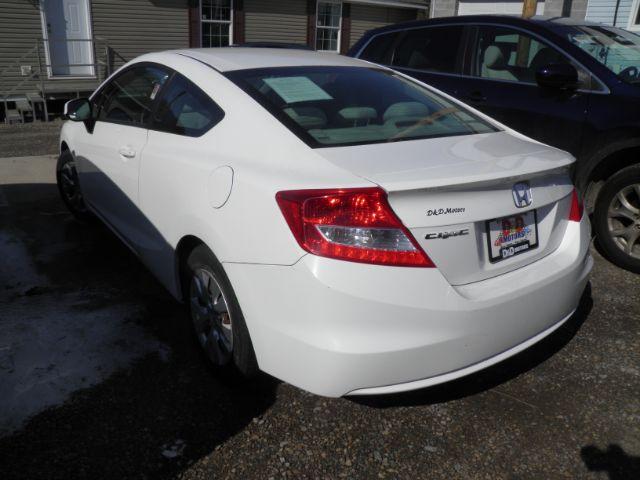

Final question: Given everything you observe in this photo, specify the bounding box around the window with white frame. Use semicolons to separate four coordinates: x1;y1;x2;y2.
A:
630;0;640;31
201;0;233;47
316;1;342;52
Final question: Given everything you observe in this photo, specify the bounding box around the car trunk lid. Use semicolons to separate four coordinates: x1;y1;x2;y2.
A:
317;132;575;285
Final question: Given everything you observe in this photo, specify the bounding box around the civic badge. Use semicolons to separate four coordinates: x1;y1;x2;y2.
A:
512;182;532;208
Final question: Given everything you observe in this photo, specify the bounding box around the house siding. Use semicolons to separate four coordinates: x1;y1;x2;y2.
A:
350;3;418;47
1;0;427;102
586;0;634;27
92;0;189;70
544;0;588;19
242;1;421;50
0;0;188;100
0;0;98;98
244;0;308;44
433;0;588;19
456;0;546;16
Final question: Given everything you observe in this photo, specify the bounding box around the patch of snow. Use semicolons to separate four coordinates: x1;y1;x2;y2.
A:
161;439;186;459
0;232;169;436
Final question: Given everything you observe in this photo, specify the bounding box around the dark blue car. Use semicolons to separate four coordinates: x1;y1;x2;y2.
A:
349;15;640;273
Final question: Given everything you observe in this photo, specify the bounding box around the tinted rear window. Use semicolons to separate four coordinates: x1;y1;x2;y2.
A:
392;26;464;74
225;66;497;148
152;73;224;137
358;31;401;64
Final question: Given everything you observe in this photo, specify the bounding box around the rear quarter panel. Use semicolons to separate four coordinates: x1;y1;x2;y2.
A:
136;54;371;297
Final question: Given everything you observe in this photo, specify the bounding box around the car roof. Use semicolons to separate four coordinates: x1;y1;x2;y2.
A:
358;14;607;37
169;47;372;72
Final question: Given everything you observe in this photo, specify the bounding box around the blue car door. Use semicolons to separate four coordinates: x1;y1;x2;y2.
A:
460;24;591;157
356;25;473;100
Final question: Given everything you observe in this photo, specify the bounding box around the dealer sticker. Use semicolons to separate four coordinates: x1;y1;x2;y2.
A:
486;210;538;263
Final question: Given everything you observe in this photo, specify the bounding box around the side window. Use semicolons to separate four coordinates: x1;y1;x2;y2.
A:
91;87;110;120
358;31;401;64
151;74;224;137
98;65;170;125
472;26;576;84
391;26;464;74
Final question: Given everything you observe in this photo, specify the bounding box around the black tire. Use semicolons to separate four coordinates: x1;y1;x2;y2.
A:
56;150;94;222
593;164;640;274
183;244;259;378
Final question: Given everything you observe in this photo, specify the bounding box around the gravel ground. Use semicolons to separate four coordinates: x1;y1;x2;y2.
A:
0;156;638;480
0;121;62;157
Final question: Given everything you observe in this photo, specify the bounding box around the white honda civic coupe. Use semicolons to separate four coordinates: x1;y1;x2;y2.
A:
58;48;592;397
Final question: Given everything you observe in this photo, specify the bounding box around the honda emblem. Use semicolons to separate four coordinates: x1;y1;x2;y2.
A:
512;182;532;208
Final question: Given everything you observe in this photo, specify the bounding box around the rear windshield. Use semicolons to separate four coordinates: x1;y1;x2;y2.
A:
225;66;497;148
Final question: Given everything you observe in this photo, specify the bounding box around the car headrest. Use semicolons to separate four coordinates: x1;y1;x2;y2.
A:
283;106;327;129
408;50;429;69
383;102;430;123
338;107;377;122
483;45;507;70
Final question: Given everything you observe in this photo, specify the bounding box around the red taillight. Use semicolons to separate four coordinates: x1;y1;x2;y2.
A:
276;187;434;267
569;188;584;222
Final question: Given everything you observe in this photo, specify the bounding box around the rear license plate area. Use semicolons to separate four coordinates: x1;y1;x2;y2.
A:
486;210;539;263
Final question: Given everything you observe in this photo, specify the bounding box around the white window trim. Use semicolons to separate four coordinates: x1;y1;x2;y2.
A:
200;0;234;47
315;1;342;53
629;0;640;31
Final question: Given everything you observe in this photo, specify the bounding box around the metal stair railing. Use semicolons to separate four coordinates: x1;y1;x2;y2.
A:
1;36;122;123
0;44;38;82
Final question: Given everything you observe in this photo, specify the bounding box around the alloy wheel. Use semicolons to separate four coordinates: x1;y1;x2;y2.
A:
189;267;233;365
59;160;87;213
607;183;640;260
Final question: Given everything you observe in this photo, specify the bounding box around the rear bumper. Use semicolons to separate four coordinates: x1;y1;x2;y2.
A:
224;217;592;397
349;308;575;395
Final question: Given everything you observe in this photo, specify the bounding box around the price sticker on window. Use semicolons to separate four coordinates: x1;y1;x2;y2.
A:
263;76;333;104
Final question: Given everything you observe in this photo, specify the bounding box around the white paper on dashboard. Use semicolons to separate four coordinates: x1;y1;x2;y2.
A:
263;76;333;104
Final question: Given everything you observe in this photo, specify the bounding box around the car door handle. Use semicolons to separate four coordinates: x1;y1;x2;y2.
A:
118;146;136;158
466;91;487;102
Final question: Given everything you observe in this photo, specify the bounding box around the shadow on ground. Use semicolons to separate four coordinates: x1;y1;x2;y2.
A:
0;346;278;479
353;284;593;409
581;444;640;480
0;183;278;479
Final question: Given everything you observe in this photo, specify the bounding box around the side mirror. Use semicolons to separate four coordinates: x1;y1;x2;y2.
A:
536;63;579;90
64;98;92;121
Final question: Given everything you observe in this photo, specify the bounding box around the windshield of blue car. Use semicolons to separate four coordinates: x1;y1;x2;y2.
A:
225;66;497;148
564;25;640;84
